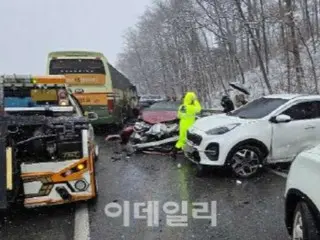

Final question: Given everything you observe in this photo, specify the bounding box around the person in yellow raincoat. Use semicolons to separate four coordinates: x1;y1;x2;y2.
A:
171;92;202;159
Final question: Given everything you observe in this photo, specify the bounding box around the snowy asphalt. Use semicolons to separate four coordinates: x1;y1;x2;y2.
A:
0;137;290;240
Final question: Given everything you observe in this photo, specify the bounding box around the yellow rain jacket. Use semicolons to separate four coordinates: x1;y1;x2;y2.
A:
175;92;202;149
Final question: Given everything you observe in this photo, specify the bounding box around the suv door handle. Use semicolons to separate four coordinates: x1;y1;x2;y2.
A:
305;126;315;130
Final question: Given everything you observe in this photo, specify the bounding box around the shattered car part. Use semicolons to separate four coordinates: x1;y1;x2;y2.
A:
107;108;220;155
132;136;178;149
109;119;179;154
5;114;89;162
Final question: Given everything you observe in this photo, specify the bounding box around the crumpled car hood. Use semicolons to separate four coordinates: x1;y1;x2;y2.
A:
141;110;177;124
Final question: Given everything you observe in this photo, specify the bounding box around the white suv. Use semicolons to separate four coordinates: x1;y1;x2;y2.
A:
284;145;320;239
184;94;320;178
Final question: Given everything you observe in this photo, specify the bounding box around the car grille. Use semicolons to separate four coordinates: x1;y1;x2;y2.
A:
186;150;201;163
187;131;202;146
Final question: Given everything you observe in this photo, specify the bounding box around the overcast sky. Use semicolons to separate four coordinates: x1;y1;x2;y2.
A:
0;0;150;74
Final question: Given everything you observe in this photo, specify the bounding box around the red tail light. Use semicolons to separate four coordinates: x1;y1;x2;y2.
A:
107;99;114;113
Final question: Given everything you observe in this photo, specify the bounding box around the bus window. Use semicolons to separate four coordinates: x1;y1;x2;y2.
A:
49;59;106;75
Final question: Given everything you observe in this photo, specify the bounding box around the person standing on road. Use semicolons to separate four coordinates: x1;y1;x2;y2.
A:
171;92;202;159
234;93;248;108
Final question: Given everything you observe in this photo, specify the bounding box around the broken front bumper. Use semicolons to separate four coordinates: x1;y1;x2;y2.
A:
21;158;96;208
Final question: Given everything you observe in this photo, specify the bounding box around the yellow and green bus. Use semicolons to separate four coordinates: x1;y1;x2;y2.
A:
46;51;138;127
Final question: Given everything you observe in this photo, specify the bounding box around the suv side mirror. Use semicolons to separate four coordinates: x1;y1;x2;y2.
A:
85;111;98;121
270;114;291;123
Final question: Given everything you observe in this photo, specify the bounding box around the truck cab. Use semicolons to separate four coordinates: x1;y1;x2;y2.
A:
0;74;99;210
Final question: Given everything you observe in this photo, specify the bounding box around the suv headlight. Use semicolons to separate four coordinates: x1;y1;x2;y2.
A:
205;123;241;135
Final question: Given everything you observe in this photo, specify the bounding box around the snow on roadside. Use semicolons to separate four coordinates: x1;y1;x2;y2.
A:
210;40;320;107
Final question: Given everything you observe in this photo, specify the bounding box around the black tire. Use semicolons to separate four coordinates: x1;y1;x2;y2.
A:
226;145;263;179
292;201;319;240
195;164;205;178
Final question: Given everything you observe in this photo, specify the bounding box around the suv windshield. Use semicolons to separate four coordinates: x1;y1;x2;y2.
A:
228;97;288;119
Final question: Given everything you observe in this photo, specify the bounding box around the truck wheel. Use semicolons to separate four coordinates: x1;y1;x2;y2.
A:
292;201;319;240
227;145;263;179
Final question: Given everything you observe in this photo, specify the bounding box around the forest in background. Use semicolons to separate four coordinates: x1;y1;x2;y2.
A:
117;0;320;107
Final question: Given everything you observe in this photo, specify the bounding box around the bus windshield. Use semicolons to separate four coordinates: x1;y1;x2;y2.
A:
49;59;106;74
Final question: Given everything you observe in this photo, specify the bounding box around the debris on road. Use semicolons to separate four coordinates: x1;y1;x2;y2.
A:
105;134;121;141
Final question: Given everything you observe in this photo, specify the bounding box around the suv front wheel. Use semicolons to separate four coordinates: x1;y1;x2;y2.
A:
292;201;318;240
227;145;263;178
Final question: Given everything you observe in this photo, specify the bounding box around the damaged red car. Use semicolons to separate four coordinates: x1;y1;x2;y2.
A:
119;101;181;153
141;101;180;124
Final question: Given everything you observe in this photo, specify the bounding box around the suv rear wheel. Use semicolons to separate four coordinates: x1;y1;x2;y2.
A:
292;201;318;240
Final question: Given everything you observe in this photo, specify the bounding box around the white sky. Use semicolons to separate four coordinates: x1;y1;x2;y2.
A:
0;0;150;74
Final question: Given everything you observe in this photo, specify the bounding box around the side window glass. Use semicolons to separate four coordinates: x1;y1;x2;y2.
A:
316;102;320;118
282;102;318;120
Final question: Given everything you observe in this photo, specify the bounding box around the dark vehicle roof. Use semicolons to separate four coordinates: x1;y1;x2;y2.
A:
145;101;180;111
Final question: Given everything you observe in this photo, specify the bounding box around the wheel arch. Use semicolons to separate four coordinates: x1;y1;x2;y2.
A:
226;138;269;161
285;188;320;235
